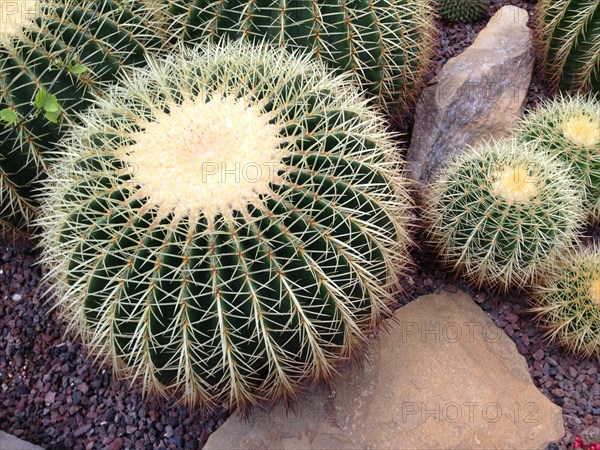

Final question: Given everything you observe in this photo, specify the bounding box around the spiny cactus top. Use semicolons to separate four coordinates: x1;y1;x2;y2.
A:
535;0;600;94
514;94;600;223
39;41;412;414
160;0;437;119
438;0;489;24
425;139;585;292
531;247;600;359
0;0;163;232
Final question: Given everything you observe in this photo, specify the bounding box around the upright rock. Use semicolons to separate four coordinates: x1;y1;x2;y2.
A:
205;291;565;450
406;6;534;195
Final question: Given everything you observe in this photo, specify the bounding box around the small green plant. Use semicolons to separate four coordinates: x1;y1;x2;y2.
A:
514;94;600;223
159;0;437;119
39;41;413;414
0;0;163;231
425;138;585;292
33;89;62;124
0;109;18;128
530;247;600;359
535;0;600;94
438;0;489;23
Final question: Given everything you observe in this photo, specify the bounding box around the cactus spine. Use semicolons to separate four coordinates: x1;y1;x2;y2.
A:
159;0;437;119
425;139;585;292
438;0;489;23
530;247;600;359
535;0;600;94
0;0;163;231
514;94;600;223
39;41;413;414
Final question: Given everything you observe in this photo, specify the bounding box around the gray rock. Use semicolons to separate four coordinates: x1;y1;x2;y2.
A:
406;6;534;197
205;291;564;450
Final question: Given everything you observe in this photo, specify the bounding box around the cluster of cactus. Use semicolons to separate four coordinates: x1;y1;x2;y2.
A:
438;0;489;23
425;138;585;292
530;247;600;360
160;0;437;118
535;0;600;94
38;41;413;413
0;0;163;231
514;94;600;223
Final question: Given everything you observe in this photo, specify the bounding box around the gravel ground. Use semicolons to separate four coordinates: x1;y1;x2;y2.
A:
1;0;598;449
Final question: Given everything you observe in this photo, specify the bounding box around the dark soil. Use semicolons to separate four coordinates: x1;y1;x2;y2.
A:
0;0;597;449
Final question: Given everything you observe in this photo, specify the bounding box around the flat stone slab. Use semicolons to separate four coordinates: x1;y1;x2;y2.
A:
205;291;564;449
0;431;43;450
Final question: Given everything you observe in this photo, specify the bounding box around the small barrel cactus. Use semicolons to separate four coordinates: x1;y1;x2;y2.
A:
530;247;600;359
514;95;600;223
438;0;489;23
0;0;163;232
39;41;412;413
425;138;585;292
159;0;437;119
535;0;600;94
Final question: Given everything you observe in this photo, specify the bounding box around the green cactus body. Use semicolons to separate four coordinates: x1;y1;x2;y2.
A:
39;41;412;413
531;247;600;359
425;139;585;292
0;0;163;231
535;0;600;94
438;0;488;23
514;95;600;224
160;0;436;119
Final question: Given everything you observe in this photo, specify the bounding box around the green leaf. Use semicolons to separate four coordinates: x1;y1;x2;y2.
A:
34;89;62;123
44;109;61;124
34;89;48;110
67;59;88;75
0;108;18;128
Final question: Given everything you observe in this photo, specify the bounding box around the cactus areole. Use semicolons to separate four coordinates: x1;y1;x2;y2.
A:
40;42;412;414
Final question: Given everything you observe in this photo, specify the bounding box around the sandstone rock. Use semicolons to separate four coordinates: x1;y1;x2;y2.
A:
406;6;534;195
0;431;44;450
205;291;564;450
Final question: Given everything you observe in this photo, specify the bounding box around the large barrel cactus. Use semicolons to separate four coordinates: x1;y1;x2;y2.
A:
159;0;437;118
514;94;600;223
39;41;412;413
530;247;600;359
0;0;162;231
535;0;600;94
425;139;585;292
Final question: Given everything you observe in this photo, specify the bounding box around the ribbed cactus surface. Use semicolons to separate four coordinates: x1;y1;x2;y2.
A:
531;247;600;359
0;0;162;231
515;95;600;223
39;41;412;413
425;139;585;292
535;0;600;94
160;0;436;118
438;0;489;23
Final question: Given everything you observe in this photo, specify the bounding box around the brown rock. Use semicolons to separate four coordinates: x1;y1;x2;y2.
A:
0;431;43;450
406;6;534;196
205;291;564;450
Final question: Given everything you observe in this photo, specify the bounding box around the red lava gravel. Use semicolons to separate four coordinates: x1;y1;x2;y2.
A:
1;1;598;449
